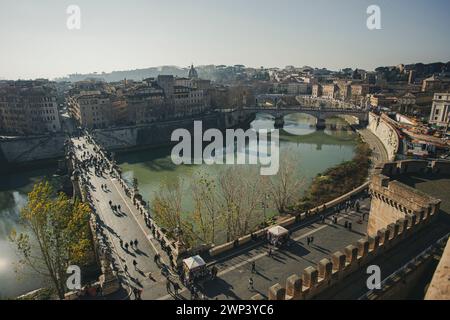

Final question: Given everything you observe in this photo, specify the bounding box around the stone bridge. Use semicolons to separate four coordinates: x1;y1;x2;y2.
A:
239;106;369;129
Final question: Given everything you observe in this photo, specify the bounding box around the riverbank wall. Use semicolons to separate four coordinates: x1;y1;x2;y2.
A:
0;134;66;169
0;110;250;168
367;112;400;161
92;113;226;152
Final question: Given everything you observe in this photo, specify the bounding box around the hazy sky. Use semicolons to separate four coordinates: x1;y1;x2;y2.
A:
1;0;449;80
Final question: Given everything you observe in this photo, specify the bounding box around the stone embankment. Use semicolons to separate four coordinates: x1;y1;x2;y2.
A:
367;112;400;161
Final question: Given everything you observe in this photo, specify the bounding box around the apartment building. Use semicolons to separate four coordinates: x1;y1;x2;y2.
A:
0;81;61;135
67;91;113;129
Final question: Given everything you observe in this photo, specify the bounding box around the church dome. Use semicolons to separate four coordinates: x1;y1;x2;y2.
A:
188;64;198;79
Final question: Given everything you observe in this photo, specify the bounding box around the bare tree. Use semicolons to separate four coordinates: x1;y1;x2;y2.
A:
218;166;267;241
267;153;304;214
151;179;183;235
191;171;221;244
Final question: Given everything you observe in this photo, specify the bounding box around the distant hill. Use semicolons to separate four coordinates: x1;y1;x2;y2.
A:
55;65;189;83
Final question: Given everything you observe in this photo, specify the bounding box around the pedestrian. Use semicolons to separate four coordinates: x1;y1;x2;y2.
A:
311;236;314;244
348;222;352;231
248;277;254;291
134;239;138;248
268;247;272;257
130;240;134;248
251;261;256;273
306;237;310;246
174;282;180;295
133;259;137;269
125;243;129;251
118;204;121;211
211;266;218;279
124;264;128;273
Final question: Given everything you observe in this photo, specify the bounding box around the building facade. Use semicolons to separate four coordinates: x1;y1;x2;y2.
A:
429;93;450;127
0;81;61;135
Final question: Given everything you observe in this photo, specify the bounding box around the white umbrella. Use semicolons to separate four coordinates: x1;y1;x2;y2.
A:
183;255;206;271
268;225;289;237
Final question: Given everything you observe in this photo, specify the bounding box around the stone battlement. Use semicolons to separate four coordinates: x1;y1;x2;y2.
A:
263;202;437;300
262;159;445;300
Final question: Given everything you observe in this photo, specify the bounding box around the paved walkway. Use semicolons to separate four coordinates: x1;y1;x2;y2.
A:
159;199;370;300
71;136;182;300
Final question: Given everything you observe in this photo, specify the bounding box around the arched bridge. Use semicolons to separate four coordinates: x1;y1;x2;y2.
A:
240;106;369;129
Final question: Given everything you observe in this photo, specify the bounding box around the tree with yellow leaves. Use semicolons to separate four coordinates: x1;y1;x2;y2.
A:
10;181;93;300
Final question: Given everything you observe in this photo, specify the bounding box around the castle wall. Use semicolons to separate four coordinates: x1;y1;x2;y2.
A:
259;160;443;301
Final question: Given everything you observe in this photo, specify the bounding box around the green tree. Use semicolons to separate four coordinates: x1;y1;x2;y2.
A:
10;181;93;300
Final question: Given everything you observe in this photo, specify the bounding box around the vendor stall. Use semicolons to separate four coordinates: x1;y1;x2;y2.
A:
182;255;209;284
267;226;290;247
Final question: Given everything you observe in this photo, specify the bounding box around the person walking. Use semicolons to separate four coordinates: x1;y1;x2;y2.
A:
251;261;256;274
248;277;254;291
133;259;137;270
134;239;138;248
310;236;314;244
124;242;129;251
174;282;180;295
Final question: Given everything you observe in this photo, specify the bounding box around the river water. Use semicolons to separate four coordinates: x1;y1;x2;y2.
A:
0;113;357;297
116;114;358;242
